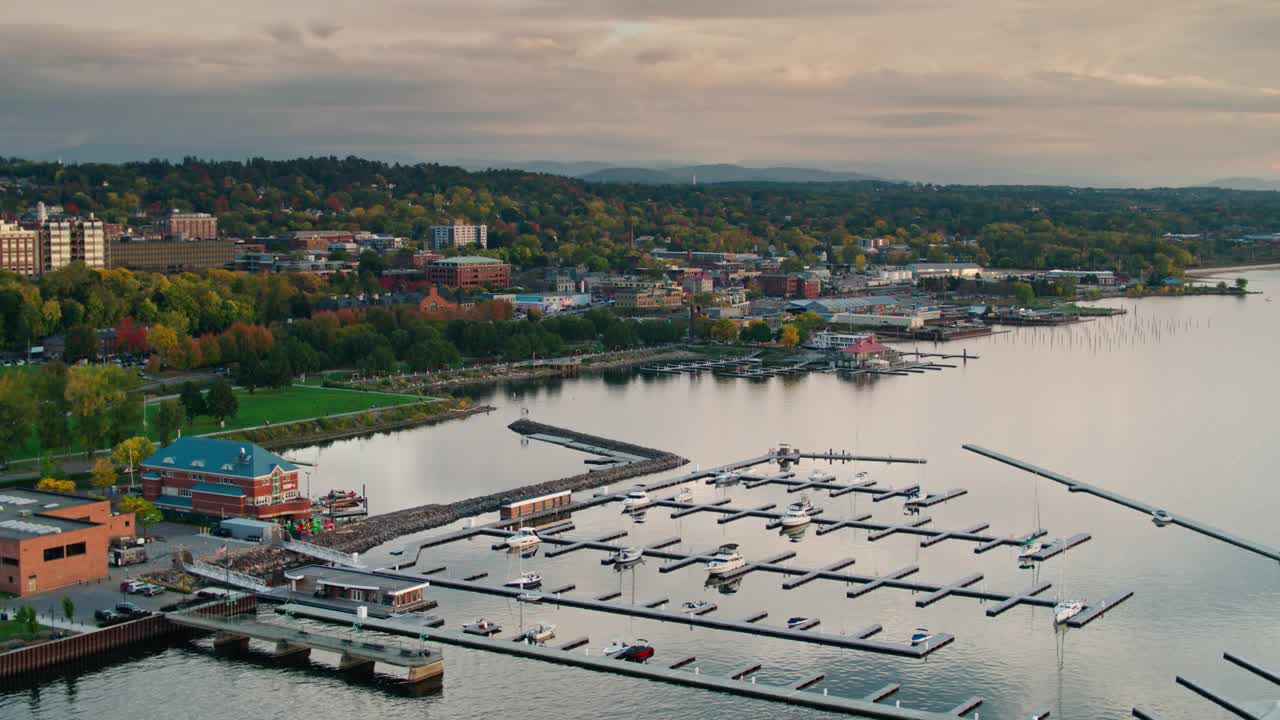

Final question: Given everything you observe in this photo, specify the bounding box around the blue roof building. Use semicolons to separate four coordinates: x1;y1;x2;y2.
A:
139;437;308;520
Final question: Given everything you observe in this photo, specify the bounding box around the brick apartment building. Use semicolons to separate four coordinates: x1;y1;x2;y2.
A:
425;256;510;289
0;489;135;597
163;212;218;240
0;220;39;276
758;273;820;299
140;437;310;521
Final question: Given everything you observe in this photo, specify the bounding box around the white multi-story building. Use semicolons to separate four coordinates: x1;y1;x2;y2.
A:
431;223;487;250
0;220;39;276
40;216;106;272
805;330;873;351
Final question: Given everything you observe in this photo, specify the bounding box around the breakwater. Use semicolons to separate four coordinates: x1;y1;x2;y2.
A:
229;421;686;578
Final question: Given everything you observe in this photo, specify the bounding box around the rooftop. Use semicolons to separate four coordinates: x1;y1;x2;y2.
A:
433;256;505;266
284;564;430;595
141;437;297;479
0;489;103;540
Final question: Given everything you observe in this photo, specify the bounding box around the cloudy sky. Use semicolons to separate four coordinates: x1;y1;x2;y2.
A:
2;0;1279;185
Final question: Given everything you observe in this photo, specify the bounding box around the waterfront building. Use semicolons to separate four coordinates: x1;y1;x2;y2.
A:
0;220;40;276
284;564;432;612
139;437;310;521
790;296;900;317
431;223;488;250
426;256;510;289
806;330;874;351
0;489;135;596
109;238;240;273
163;212;218;240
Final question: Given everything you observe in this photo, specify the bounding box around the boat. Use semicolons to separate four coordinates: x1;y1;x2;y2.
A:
911;628;935;645
516;592;543;603
853;471;869;482
705;543;746;575
621;487;650;511
673;488;693;503
318;489;365;510
708;471;740;486
1018;538;1061;560
513;623;556;643
681;600;711;613
786;617;814;630
462;619;502;636
1151;509;1173;526
1054;600;1085;625
389;546;405;556
787;495;817;515
779;508;812;528
504;572;542;589
606;547;644;567
607;639;654;662
808;469;835;483
506;527;541;550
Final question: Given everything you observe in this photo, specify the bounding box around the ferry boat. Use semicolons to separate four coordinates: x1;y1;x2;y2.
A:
705;543;746;575
506;527;541;550
911;628;935;645
779;508;812;528
808;469;836;483
504;572;543;589
621;487;650;511
1054;600;1085;625
462;619;502;636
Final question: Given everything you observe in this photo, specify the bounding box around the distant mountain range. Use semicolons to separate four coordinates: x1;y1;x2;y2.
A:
485;161;886;185
1203;177;1280;191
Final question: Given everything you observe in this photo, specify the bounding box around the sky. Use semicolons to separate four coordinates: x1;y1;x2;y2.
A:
2;0;1279;186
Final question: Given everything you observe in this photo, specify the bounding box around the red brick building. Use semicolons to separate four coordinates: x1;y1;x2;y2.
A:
163;212;218;240
140;437;310;520
758;273;820;299
0;489;135;597
426;256;511;289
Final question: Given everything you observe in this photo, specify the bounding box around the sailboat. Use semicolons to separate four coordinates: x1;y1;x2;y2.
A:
1052;554;1085;626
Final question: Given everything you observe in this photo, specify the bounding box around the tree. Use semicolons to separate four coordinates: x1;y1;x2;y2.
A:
779;324;800;347
0;374;33;467
263;344;295;387
178;381;206;419
32;361;70;454
779;257;806;273
36;477;77;493
91;457;117;492
62;596;75;624
66;366;133;457
64;324;100;363
234;353;264;393
155;399;185;445
206;378;239;422
854;253;867;273
1012;281;1035;306
740;320;772;343
14;605;37;640
146;323;181;366
710;318;738;343
359;345;398;374
117;495;162;536
112;436;156;472
1235;277;1248;291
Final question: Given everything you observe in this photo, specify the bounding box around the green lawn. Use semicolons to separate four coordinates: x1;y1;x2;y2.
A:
0;618;46;642
147;384;422;436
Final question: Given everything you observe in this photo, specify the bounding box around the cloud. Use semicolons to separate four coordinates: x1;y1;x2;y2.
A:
1;0;1278;184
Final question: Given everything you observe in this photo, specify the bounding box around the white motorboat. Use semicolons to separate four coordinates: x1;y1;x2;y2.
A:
779;508;812;528
621;487;650;511
603;639;632;656
462;618;502;635
705;543;746;575
708;471;740;486
514;623;556;643
681;600;712;613
1151;509;1173;526
609;547;644;567
787;495;817;515
808;469;836;483
674;487;693;503
786;616;815;630
911;628;935;645
504;572;543;589
1054;600;1085;625
506;527;541;550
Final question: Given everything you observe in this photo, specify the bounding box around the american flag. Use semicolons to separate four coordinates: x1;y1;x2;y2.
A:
212;545;227;557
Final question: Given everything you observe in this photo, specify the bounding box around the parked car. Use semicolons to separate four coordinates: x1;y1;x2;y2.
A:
141;584;165;596
124;581;148;594
94;609;120;623
114;601;146;617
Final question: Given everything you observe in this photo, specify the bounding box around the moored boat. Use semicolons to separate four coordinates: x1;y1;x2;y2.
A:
779;508;812;528
506;527;541;550
621;487;650;511
705;543;746;575
808;469;836;483
504;572;543;589
462;618;502;636
1054;600;1085;625
911;628;935;645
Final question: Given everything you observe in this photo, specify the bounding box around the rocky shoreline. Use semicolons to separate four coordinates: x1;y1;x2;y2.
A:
228;421;687;579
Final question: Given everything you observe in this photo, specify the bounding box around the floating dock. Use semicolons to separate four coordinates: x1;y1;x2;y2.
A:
1134;651;1280;719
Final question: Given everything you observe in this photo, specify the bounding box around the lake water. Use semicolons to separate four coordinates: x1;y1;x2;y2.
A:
5;271;1279;720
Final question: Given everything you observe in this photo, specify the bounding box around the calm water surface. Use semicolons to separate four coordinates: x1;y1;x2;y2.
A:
5;271;1279;719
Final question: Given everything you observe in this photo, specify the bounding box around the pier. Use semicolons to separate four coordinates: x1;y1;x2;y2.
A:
1134;651;1280;719
964;444;1280;564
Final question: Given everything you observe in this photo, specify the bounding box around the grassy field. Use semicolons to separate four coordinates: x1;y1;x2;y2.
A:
146;384;422;436
0;618;46;642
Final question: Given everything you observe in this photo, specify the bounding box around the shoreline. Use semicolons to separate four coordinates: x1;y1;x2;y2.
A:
1186;262;1280;276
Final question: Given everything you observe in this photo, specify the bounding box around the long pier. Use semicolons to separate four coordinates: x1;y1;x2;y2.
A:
1134;651;1280;719
963;444;1280;564
274;603;968;720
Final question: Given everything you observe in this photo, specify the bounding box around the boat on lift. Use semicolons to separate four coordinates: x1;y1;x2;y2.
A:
779;507;812;528
911;628;935;645
621;487;650;511
462;618;502;636
1054;600;1085;625
705;543;746;575
506;527;541;550
808;468;836;483
504;572;543;589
